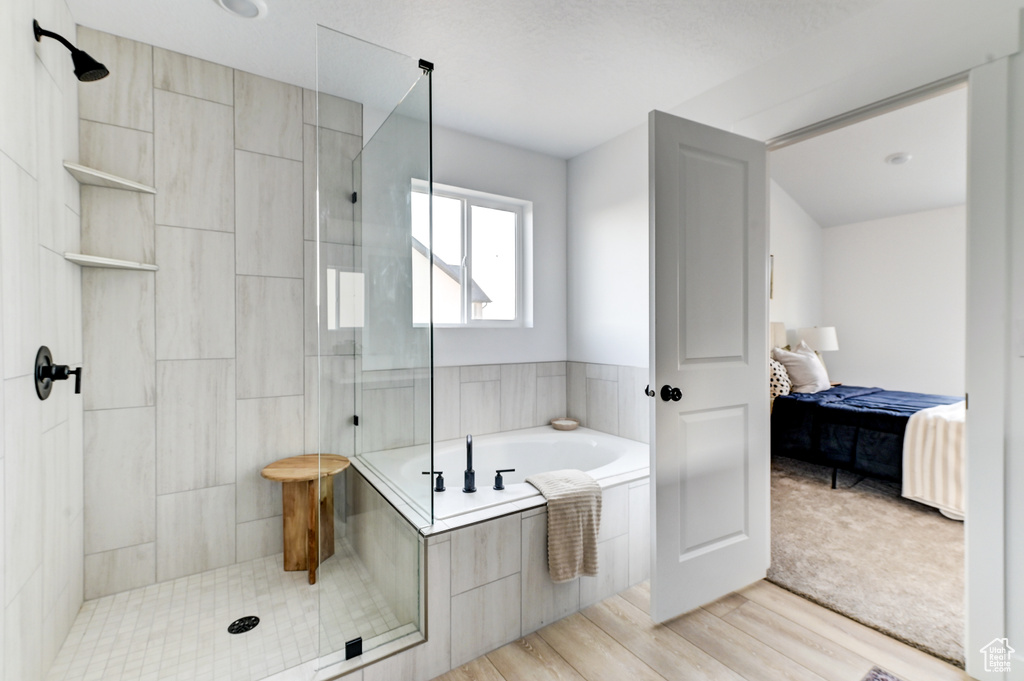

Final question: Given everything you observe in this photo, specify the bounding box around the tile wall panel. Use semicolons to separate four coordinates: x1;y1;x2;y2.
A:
629;482;651;585
0;0;38;174
1;156;40;379
153;48;233;105
585;375;618;435
460;380;501;436
154;226;235;360
235;150;303;277
304;355;356;456
154;89;234;231
82;269;155;409
500;363;536;431
234;70;303;161
304;124;360;244
83;407;155;555
235;395;304;524
76;28;153;131
450;514;521;595
4;377;42;599
78;120;153;186
5;570;43;681
83;543;155;600
305;240;358;357
579;533;631;608
81;187;154;264
235;276;303;399
432;367;461;442
236;516;284;563
156;359;235;494
156;484;236;581
303;89;362;135
450;573;522;668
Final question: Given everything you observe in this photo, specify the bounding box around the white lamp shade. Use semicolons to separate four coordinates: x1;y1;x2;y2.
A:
798;326;839;352
770;322;788;349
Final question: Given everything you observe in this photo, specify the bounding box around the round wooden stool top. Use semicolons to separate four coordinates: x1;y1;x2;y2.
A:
260;454;350;483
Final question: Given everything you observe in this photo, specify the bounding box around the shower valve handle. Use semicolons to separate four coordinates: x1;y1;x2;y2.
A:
422;470;445;492
493;469;515;491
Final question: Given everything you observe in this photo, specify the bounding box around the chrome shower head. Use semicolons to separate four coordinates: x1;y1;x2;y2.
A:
33;20;109;82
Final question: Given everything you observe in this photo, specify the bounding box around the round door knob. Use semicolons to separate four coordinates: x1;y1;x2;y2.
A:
660;385;682;402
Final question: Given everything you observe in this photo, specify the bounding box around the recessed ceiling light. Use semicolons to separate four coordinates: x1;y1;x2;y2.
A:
216;0;267;19
885;152;913;165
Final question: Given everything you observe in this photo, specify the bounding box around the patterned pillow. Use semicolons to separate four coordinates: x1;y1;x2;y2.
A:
770;358;791;400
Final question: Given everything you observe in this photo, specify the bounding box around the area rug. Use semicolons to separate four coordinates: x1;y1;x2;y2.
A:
768;456;964;667
861;668;905;681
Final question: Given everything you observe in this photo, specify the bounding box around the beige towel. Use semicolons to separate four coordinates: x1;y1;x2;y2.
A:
525;469;602;583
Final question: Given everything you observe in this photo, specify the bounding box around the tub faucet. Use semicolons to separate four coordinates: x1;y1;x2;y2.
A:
463;434;476;493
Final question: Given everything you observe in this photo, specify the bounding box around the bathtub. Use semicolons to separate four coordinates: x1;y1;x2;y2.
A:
354;426;649;527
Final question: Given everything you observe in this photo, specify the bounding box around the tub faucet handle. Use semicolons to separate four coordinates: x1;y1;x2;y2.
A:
422;470;445;492
493;469;515;491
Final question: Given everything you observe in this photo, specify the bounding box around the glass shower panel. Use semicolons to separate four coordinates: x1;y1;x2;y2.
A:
314;24;430;669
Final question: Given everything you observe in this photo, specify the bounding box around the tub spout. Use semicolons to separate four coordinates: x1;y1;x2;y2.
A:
463;434;476;493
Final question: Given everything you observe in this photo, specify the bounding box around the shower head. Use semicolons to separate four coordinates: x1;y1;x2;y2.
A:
33;20;109;82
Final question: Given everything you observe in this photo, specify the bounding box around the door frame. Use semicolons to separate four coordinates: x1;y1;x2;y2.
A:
764;63;1009;680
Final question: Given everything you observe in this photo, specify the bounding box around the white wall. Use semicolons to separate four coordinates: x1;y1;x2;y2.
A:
1;1;85;679
769;181;824;340
566;125;649;368
820;205;966;396
431;126;567;366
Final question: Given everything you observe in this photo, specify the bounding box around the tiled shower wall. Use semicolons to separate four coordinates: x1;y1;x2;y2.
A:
363;360;650;448
1;1;84;679
76;28;363;600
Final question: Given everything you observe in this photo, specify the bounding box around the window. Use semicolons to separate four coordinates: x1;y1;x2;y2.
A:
411;182;530;327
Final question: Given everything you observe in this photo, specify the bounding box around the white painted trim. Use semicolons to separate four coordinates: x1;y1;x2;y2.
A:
965;56;1010;681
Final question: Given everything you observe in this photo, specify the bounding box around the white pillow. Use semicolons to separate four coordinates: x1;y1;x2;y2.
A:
772;341;830;393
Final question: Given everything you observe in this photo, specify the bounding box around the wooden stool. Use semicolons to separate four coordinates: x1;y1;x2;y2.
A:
260;454;350;585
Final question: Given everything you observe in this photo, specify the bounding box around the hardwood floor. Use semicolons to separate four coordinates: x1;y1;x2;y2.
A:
431;581;972;681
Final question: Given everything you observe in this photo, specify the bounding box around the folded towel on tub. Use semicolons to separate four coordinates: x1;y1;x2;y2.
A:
525;469;602;583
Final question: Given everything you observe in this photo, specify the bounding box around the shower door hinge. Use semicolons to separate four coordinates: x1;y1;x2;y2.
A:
353;415;359;426
351;191;357;204
419;59;434;73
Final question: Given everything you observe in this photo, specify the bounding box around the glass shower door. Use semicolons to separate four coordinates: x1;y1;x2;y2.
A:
314;25;430;670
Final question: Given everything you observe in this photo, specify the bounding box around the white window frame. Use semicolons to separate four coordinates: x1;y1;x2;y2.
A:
412;179;532;328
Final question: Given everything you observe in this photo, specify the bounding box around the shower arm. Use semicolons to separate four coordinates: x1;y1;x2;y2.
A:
33;21;78;54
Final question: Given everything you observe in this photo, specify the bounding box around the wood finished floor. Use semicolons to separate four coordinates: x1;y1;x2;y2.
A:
431;581;972;681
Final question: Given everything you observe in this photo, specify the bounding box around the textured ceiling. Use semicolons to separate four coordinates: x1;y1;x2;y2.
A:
65;0;891;157
771;87;967;228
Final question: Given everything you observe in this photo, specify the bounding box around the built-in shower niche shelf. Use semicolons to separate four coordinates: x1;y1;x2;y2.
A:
63;161;156;194
63;253;159;272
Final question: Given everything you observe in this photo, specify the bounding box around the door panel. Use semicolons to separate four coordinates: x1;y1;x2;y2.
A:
679;148;748;363
650;110;769;623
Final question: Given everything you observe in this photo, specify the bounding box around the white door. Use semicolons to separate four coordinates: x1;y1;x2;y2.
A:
649;110;769;623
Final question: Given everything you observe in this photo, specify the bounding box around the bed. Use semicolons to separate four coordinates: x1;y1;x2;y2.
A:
771;385;965;517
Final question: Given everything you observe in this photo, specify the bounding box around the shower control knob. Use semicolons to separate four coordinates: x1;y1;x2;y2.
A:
493;469;515;491
660;385;682;402
34;346;83;400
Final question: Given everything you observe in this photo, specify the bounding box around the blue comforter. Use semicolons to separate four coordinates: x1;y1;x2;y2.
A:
771;386;961;482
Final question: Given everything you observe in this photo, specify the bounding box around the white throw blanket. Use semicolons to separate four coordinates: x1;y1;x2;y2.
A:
902;401;966;519
525;469;602;583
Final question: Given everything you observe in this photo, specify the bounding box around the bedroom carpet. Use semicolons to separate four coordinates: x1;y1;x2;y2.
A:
768;456;964;667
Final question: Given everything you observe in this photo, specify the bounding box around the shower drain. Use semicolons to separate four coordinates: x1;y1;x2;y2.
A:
227;616;260;634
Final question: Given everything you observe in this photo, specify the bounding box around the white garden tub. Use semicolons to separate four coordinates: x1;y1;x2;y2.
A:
354;426;649;528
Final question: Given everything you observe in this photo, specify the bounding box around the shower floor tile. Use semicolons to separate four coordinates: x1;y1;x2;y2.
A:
46;538;408;681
